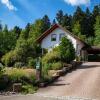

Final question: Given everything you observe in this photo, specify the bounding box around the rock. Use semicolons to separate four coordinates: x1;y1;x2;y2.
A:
39;82;47;87
52;75;59;80
13;83;22;92
57;70;64;76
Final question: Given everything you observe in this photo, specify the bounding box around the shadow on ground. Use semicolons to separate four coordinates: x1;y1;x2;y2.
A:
77;65;100;69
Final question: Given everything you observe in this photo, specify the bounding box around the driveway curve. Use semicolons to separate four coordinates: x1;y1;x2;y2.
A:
37;62;100;100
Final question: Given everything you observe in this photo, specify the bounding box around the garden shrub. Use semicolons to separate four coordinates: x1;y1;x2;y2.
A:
43;62;62;71
0;68;37;92
1;37;41;67
42;50;60;64
50;62;62;70
1;51;14;67
27;57;36;68
22;84;37;94
8;68;26;83
22;74;36;85
42;47;63;77
40;75;52;83
4;68;36;85
42;48;48;55
1;44;29;67
1;50;19;67
0;63;4;76
42;63;50;76
59;37;75;63
14;62;25;68
28;74;36;85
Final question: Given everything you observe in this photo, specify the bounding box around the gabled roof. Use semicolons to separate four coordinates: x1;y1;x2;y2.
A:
36;24;88;46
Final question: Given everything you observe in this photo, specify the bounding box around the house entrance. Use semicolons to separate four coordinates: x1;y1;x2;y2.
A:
87;46;100;62
81;46;100;62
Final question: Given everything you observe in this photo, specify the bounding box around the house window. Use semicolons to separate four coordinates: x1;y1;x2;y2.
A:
59;33;65;40
51;34;56;41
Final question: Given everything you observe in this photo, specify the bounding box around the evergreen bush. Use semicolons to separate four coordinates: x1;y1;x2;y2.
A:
59;37;75;63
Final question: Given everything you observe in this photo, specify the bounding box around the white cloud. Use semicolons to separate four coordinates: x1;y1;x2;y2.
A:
64;0;90;6
1;0;17;11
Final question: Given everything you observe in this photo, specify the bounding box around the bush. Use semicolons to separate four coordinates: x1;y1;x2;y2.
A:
22;84;37;94
42;49;61;76
42;47;63;78
0;68;37;91
40;75;52;83
27;57;36;68
5;68;36;84
7;68;26;83
1;51;15;67
14;62;25;68
4;68;36;84
0;63;4;76
50;62;62;70
28;74;36;85
42;50;60;64
59;37;75;63
43;62;62;71
1;50;19;67
42;63;50;76
42;48;48;55
1;44;29;67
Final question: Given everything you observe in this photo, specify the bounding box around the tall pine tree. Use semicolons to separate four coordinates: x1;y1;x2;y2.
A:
72;6;85;36
42;15;51;32
81;8;94;36
94;16;100;46
56;10;64;25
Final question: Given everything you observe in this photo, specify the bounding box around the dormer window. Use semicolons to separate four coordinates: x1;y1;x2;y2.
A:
59;33;65;40
51;34;56;41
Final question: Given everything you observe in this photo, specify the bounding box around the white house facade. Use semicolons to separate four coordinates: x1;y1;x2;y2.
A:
37;24;86;56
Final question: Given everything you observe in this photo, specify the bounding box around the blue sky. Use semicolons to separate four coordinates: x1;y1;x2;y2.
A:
0;0;100;29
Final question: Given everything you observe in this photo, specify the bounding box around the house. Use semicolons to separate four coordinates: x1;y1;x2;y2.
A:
36;24;97;61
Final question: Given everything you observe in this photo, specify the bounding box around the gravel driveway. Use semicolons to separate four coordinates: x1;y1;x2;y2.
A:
0;62;100;100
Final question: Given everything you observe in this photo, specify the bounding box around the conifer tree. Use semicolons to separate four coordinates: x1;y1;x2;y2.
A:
59;37;75;63
94;16;100;46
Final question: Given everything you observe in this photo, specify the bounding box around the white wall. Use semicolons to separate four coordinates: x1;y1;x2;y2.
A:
76;40;84;56
41;27;84;55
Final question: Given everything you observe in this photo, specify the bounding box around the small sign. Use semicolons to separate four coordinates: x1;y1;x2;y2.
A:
36;61;40;70
36;57;41;81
